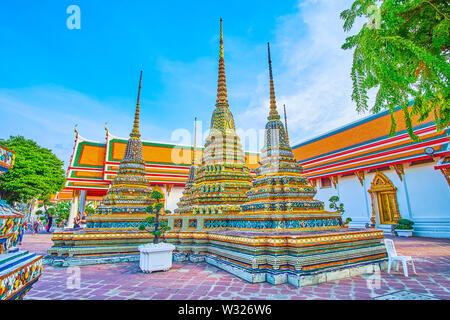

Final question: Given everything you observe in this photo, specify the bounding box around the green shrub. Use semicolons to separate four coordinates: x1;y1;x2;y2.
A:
138;191;171;244
395;219;414;230
329;196;345;214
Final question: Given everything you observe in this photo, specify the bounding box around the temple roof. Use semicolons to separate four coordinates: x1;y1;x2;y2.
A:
64;131;259;193
292;105;450;179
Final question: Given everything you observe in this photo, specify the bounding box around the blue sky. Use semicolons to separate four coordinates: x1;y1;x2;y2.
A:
0;0;368;167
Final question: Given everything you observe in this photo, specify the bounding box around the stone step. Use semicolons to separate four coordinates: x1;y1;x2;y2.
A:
376;224;396;235
0;250;37;276
0;250;29;266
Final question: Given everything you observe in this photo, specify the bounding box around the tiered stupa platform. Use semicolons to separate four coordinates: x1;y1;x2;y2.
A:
166;39;388;286
47;21;387;286
0;200;42;299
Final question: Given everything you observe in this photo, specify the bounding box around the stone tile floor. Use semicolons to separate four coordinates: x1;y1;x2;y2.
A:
19;233;450;300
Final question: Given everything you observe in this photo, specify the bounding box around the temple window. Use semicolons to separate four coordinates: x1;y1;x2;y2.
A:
320;177;331;189
368;166;390;173
409;158;435;166
341;172;354;177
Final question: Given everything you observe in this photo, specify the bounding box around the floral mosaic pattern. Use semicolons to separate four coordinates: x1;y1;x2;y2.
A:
0;258;42;300
0;200;24;254
0;145;14;169
203;218;340;230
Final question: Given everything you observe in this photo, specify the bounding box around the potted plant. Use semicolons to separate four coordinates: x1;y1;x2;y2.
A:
138;190;174;273
395;219;414;237
344;217;352;227
329;196;345;213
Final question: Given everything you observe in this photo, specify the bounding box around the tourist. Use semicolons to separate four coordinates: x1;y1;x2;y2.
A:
81;212;87;226
73;214;81;229
46;213;53;233
17;221;26;245
32;219;40;234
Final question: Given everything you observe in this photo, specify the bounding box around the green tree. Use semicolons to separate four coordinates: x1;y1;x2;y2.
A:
84;202;96;216
35;200;70;228
329;196;345;214
0;136;66;203
35;199;53;225
54;201;71;227
138;190;170;244
341;0;449;140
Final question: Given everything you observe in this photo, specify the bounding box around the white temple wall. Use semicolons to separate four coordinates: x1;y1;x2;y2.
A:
338;175;371;224
163;186;184;213
402;161;450;238
312;162;450;238
313;182;336;212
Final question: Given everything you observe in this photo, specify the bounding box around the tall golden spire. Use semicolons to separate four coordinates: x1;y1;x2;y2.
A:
130;71;143;138
192;117;197;165
283;104;290;144
267;42;280;120
220;18;224;59
216;18;229;108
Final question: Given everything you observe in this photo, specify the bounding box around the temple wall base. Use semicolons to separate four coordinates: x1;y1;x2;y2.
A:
412;219;450;238
348;219;371;229
287;261;387;287
173;252;189;262
44;254;140;267
205;255;267;284
46;227;389;287
205;254;387;287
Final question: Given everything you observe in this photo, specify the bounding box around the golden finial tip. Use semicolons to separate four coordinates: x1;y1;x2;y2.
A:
131;71;143;138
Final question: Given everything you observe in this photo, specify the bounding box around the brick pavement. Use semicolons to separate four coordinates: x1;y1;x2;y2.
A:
19;233;450;300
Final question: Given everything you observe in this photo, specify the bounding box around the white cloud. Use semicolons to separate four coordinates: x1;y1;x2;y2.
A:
0;0;372;167
236;0;370;147
0;86;166;168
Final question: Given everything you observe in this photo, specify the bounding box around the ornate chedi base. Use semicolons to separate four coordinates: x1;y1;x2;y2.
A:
0;249;43;299
165;40;388;287
46;217;387;288
0;200;43;300
203;229;387;287
45;229;154;266
162;218;387;286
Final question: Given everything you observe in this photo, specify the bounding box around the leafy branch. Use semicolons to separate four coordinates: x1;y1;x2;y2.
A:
341;0;450;140
138;190;171;244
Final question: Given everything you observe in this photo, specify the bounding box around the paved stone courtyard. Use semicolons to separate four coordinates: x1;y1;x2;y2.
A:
20;233;450;300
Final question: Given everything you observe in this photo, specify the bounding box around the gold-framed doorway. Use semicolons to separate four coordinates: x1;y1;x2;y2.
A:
368;171;401;225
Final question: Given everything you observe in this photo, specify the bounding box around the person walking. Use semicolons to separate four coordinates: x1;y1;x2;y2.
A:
32;219;39;234
46;213;53;233
73;213;81;229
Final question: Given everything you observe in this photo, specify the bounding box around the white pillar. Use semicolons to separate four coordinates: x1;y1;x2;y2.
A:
348;174;372;229
79;190;87;218
402;172;413;220
363;177;371;219
67;190;80;228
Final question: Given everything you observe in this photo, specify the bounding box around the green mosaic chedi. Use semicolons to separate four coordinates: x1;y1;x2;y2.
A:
176;19;253;215
87;71;153;225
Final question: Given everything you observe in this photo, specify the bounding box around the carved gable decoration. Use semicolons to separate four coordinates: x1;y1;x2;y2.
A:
369;171;397;193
